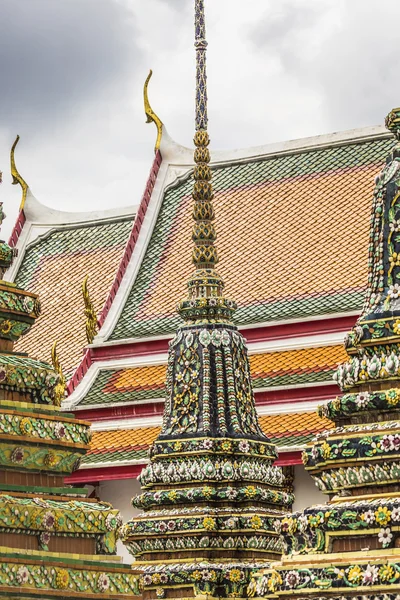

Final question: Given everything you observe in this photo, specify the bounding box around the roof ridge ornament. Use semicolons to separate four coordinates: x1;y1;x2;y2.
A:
82;275;98;344
143;69;163;152
51;341;66;407
178;0;237;325
10;135;29;212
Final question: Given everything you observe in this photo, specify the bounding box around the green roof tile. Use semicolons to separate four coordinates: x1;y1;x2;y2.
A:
110;136;393;340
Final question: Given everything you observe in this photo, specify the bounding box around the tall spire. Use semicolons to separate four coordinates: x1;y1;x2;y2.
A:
179;0;235;326
121;2;291;598
195;0;208;132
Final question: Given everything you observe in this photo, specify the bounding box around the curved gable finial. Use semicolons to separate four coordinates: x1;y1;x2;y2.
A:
10;135;28;211
51;341;66;407
82;275;98;344
144;70;163;152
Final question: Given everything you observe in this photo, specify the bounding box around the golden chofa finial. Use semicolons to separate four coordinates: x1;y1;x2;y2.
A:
82;275;98;344
144;69;163;152
10;135;29;211
51;341;66;407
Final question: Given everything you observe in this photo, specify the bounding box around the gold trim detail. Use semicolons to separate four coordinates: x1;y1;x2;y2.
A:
82;275;98;344
51;341;66;407
10;135;28;211
144;70;163;152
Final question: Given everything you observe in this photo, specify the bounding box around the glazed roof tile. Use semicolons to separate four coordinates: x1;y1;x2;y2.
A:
84;412;332;465
14;219;133;376
78;344;346;407
110;136;393;340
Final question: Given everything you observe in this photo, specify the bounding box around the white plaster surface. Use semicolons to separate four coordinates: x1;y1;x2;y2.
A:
98;478;142;563
96;464;326;566
292;464;325;512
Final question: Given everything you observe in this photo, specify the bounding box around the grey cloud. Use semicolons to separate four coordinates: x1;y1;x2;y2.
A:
248;0;400;132
0;0;141;134
310;1;400;129
156;0;189;11
249;0;329;70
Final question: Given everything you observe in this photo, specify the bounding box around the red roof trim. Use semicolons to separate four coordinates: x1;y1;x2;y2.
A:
66;464;143;484
88;314;354;363
275;451;303;466
66;450;303;483
68;314;352;394
254;384;335;406
75;384;334;421
8;210;26;248
240;315;354;342
68;150;163;395
76;401;164;422
98;149;162;329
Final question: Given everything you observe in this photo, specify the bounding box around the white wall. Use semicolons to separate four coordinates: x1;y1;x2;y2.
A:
292;464;326;512
97;465;326;563
98;478;142;563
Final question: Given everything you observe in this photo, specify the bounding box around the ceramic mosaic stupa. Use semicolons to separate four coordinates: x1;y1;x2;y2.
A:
120;1;293;598
0;166;139;598
251;108;400;600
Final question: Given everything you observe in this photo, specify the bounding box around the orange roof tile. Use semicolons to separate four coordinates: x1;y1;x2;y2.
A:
14;219;133;375
85;412;333;465
111;136;394;339
80;345;346;407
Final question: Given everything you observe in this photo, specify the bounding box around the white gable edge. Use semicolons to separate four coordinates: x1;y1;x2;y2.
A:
6;188;136;282
66;330;341;409
93;123;384;345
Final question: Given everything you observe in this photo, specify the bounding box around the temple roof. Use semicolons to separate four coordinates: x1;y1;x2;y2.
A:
83;412;333;468
99;127;393;342
69;344;346;409
8;126;393;384
6;124;394;471
7;191;135;375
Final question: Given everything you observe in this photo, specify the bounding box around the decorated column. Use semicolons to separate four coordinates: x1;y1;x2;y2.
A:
251;108;400;600
0;150;139;599
120;1;292;599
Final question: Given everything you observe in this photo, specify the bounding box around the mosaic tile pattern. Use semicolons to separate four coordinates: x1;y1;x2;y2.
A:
78;344;347;407
14;219;133;375
84;412;332;465
111;136;394;340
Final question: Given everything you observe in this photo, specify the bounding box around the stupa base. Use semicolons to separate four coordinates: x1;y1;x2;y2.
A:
134;560;272;600
250;548;400;599
0;547;140;599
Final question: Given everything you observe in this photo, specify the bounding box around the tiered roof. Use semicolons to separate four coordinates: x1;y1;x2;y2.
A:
7;125;392;478
252;109;400;600
83;413;333;470
71;345;346;409
108;133;392;340
8;190;134;376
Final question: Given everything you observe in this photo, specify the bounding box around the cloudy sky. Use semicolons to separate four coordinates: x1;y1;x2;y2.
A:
1;0;400;236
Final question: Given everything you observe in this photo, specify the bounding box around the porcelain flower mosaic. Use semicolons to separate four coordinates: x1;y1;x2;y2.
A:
248;109;400;600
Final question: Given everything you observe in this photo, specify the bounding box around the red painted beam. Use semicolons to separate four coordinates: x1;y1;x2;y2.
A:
241;315;355;343
77;402;164;422
255;384;336;407
68;150;163;395
87;316;353;364
68;308;352;396
275;451;303;466
66;450;303;484
90;338;169;362
8;210;26;247
75;384;335;421
66;464;143;484
97;150;162;329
